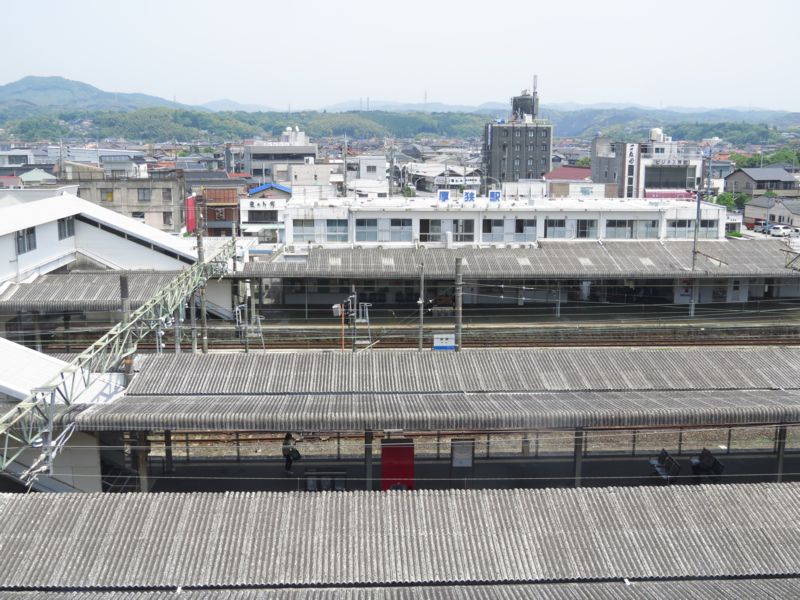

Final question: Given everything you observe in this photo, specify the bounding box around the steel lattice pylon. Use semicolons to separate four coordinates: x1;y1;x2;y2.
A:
0;239;236;484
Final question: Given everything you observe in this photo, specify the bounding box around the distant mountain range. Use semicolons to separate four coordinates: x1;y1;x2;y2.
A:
0;76;798;142
0;76;198;112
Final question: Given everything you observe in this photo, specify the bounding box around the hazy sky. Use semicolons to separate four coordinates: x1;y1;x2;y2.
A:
3;0;799;111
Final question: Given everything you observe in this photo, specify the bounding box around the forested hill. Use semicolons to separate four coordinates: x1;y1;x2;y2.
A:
5;106;797;144
0;77;797;143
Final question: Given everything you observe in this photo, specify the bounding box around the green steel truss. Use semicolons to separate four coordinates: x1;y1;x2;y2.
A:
0;239;236;482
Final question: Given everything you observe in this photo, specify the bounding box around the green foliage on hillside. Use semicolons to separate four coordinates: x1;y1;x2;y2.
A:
729;148;800;168
0;105;796;145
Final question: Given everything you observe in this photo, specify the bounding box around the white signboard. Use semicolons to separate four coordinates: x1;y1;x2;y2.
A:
437;190;450;202
433;333;456;350
488;190;502;202
463;190;476;202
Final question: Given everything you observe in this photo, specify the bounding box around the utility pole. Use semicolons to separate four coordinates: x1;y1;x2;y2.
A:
190;291;198;353
342;135;348;197
455;258;463;351
418;260;425;352
351;284;357;353
120;275;134;386
195;194;208;354
690;187;702;318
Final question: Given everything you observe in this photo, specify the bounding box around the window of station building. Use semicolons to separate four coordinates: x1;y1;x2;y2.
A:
528;130;536;137
162;188;172;202
420;219;442;242
452;219;474;242
541;130;548;137
163;212;173;226
482;219;505;242
576;219;597;239
293;219;316;243
540;158;546;165
57;216;75;240
606;219;658;239
527;144;534;152
366;165;377;173
15;227;36;255
515;130;521;137
502;129;509;137
513;158;520;168
514;218;536;241
355;218;378;242
137;188;152;202
544;218;566;238
527;158;533;167
541;144;548;151
326;219;349;242
131;211;145;220
390;218;412;242
514;144;521;152
100;188;114;202
666;219;694;239
700;219;718;239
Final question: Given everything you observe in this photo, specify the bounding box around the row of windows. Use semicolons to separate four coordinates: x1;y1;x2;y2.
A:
293;218;717;243
501;129;549;138
15;217;76;256
96;188;173;203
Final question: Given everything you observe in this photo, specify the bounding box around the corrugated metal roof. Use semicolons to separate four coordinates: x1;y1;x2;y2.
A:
235;240;797;280
67;389;800;432
1;484;800;589
127;347;800;397
4;579;800;598
0;272;179;311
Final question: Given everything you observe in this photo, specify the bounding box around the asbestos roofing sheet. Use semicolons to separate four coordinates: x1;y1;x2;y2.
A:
127;347;800;396
1;484;800;589
66;389;800;432
0;272;179;312
3;579;800;598
236;240;797;280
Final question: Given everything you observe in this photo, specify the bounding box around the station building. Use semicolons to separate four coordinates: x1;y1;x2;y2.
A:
235;192;798;314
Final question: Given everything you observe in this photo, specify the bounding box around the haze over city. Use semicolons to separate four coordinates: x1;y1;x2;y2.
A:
2;0;798;112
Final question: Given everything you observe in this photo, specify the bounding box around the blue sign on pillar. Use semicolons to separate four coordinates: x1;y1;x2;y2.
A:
463;190;476;202
488;190;502;202
438;190;450;202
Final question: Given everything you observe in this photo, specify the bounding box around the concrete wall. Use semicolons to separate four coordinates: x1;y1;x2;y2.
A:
76;179;186;233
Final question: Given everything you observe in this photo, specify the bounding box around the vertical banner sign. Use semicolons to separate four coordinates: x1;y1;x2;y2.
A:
438;190;450;202
625;143;638;198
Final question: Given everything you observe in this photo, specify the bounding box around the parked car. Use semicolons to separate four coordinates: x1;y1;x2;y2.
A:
769;225;791;237
754;221;771;233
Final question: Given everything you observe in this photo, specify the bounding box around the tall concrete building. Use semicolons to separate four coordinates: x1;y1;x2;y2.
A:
482;88;553;186
591;129;703;199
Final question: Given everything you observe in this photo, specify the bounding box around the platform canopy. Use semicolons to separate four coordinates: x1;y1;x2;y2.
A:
67;346;800;432
1;484;799;592
0;271;179;312
234;240;799;280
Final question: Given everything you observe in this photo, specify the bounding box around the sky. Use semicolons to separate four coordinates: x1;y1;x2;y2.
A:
3;0;799;111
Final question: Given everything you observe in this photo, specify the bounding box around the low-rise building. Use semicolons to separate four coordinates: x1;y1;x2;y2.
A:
725;168;800;197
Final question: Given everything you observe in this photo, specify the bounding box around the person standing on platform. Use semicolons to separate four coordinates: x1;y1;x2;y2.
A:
282;433;300;474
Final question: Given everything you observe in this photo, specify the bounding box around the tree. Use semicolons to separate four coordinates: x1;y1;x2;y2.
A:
576;157;591;167
764;190;778;198
714;192;736;209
